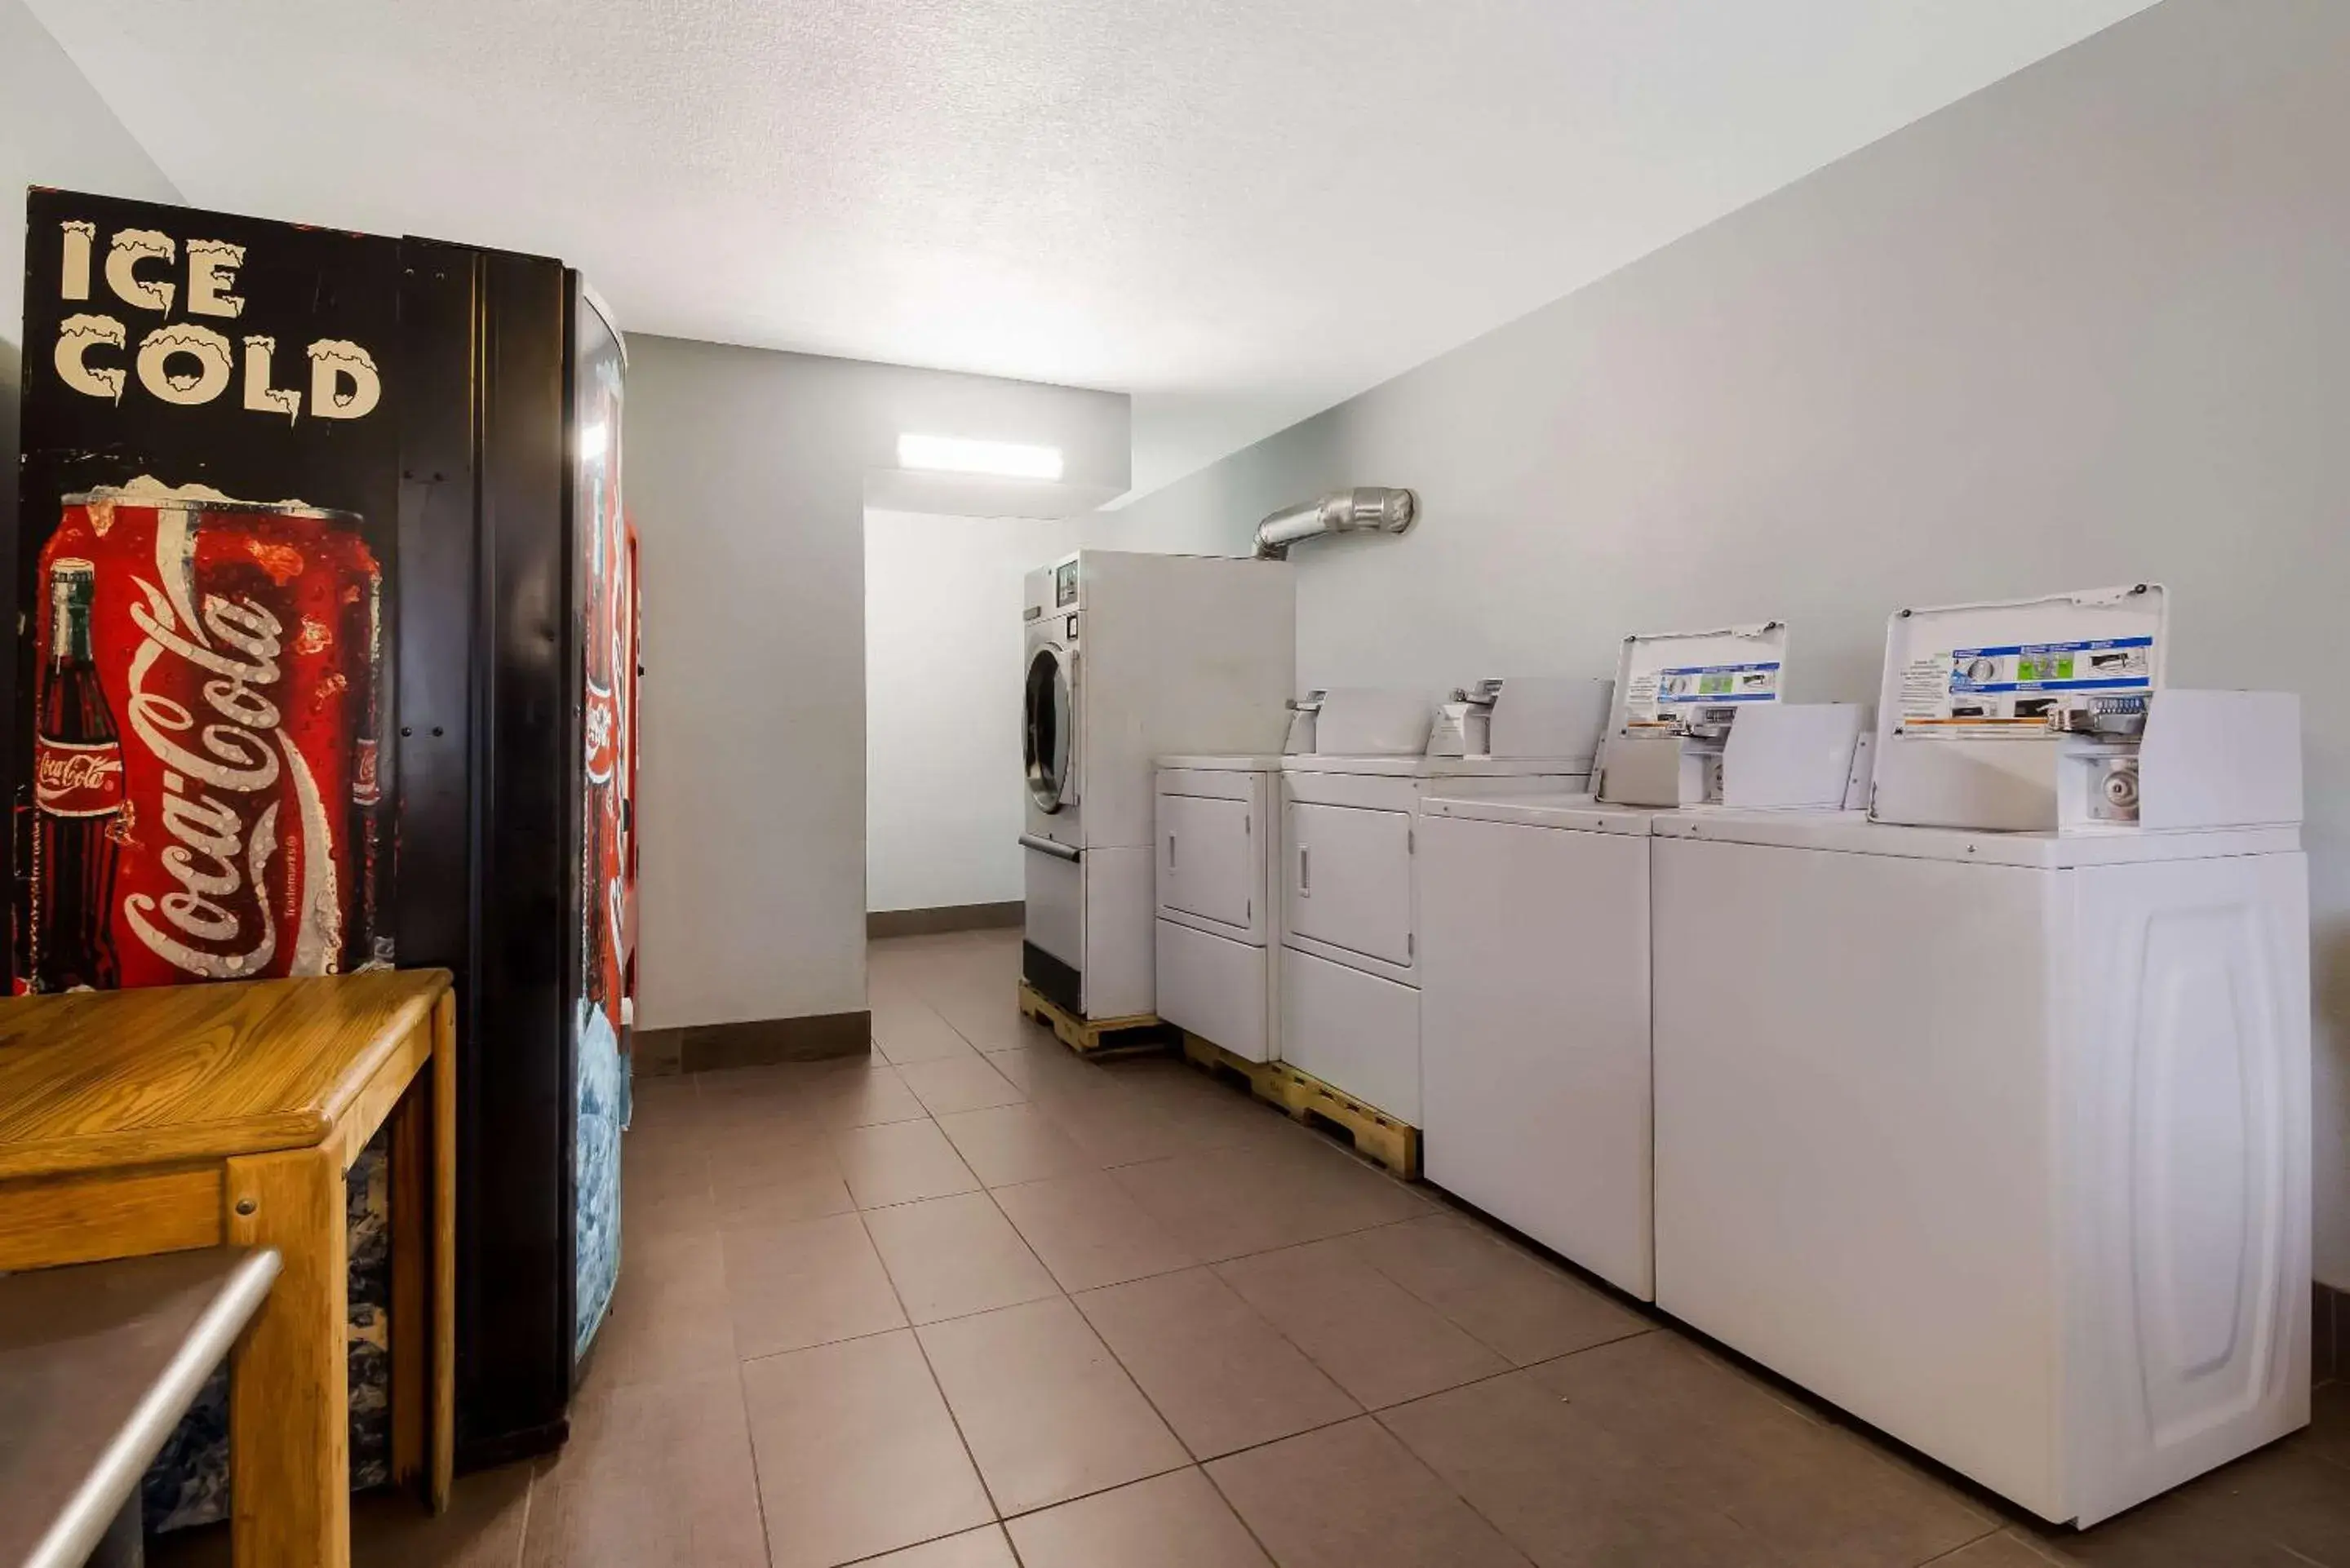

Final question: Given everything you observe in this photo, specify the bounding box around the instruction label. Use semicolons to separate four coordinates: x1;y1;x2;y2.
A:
1898;636;2153;737
1622;662;1782;729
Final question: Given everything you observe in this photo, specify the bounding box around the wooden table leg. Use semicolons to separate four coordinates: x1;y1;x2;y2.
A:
431;989;457;1511
227;1144;349;1568
384;994;459;1514
388;1078;428;1495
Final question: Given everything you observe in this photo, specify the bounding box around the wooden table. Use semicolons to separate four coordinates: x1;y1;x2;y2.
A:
0;971;456;1568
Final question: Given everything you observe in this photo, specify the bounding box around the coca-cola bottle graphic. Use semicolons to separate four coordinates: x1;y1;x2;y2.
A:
31;558;125;991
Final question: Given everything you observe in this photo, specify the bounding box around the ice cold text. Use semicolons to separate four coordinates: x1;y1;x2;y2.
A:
46;220;381;423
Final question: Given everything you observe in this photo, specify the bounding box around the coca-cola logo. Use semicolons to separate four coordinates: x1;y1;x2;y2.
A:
119;554;341;981
583;681;616;786
33;740;125;816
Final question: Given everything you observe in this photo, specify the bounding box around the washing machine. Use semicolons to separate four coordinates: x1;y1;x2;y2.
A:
1417;625;1874;1298
1020;551;1293;1023
1278;681;1612;1127
1650;585;2311;1526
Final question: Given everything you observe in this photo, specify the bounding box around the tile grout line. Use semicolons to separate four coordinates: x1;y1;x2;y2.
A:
731;1356;780;1568
1102;1248;1375;1435
628;1256;1562;1417
506;1455;536;1568
708;1046;938;1568
1396;1445;1545;1566
883;950;1804;1555
1903;1522;2006;1566
1220;1242;1533;1415
969;1032;1599;1457
1993;1532;2075;1568
1326;1396;1546;1568
663;990;1192;1558
864;941;2027;1563
1190;1456;1289;1568
836;1081;1038;1568
1001;1176;1203;1464
697;1067;779;1568
990;1459;1207;1528
905;1072;1052;1522
828;1521;1021;1567
1009;1054;1598;1546
854;1194;1017;1549
918;1059;1243;1539
1328;1210;1657;1370
881;946;1519;1555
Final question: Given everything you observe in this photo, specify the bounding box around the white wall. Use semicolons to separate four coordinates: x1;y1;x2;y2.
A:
1113;0;2350;1287
0;0;180;335
864;510;1083;913
1;0;181;580
625;337;1126;1030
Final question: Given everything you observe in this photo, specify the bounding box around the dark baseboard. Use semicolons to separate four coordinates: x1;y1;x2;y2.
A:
632;1010;872;1076
634;1027;685;1077
868;901;1023;938
458;1416;570;1476
2320;1281;2343;1386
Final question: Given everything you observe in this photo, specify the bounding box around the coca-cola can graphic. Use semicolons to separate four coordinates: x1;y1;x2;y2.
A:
20;482;392;990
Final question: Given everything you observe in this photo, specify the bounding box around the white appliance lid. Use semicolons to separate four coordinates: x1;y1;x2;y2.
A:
1281;754;1594;778
1611;622;1789;735
1421;791;1656;834
1652;804;2292;866
1155;753;1284;771
1878;583;2167;747
1310;687;1437;756
1483;675;1612;764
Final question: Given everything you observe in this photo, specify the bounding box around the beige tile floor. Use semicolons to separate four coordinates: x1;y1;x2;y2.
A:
158;927;2349;1566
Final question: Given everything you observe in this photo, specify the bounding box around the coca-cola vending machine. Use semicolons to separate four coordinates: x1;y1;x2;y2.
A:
570;284;634;1358
10;188;637;1513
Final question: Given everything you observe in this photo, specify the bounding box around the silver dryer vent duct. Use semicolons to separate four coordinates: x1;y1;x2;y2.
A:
1253;487;1417;560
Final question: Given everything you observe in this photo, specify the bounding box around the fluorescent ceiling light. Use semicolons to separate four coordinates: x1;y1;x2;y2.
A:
897;432;1064;481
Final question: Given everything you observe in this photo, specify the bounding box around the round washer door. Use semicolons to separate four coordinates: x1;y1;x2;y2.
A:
1024;644;1075;812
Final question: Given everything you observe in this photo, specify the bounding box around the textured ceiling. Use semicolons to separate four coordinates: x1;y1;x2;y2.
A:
31;0;2153;498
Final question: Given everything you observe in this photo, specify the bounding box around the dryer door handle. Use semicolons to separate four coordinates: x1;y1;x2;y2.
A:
1019;834;1082;863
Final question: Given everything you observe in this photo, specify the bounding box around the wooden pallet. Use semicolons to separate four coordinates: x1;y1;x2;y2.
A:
1181;1032;1421;1180
1181;1030;1279;1096
1017;981;1171;1057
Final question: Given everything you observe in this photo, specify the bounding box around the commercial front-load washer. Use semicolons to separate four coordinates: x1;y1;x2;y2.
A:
1279;681;1611;1126
1154;755;1283;1062
1417;624;1870;1299
1021;551;1293;1023
1650;585;2310;1526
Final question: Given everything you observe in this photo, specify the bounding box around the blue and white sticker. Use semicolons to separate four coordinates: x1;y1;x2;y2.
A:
1899;636;2153;736
1623;661;1781;728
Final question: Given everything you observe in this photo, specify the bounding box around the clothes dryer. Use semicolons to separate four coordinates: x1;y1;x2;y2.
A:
1154;755;1283;1062
1020;552;1293;1022
1278;682;1612;1127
